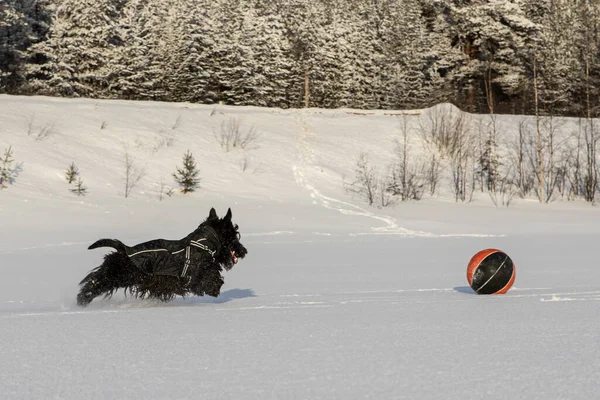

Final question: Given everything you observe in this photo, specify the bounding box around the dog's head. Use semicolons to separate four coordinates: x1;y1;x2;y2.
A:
203;208;248;270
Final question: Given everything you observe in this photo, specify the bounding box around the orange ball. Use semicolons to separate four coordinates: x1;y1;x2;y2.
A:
467;249;515;294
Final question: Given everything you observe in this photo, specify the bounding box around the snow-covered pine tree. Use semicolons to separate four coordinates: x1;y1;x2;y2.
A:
152;0;196;102
0;0;52;93
308;6;348;108
207;0;294;107
0;1;24;91
572;1;600;117
165;0;219;103
376;0;435;109
427;0;536;113
321;0;381;110
291;1;353;109
280;0;324;107
205;0;254;105
418;0;467;107
2;0;595;115
108;0;168;100
342;0;386;110
234;2;295;108
530;0;580;115
24;0;124;97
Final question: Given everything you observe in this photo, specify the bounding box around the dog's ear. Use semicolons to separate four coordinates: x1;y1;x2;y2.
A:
208;208;218;220
224;208;232;222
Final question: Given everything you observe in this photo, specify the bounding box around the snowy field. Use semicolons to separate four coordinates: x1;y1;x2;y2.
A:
1;95;600;399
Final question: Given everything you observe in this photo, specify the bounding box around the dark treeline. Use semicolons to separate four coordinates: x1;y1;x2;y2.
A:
1;0;600;116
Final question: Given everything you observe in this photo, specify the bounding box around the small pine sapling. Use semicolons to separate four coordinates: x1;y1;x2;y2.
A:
0;146;16;189
65;162;79;184
173;150;201;193
70;177;87;196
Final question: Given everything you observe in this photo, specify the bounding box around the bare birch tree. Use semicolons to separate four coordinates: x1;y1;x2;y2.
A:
124;152;145;198
387;116;426;201
346;153;379;206
533;53;544;203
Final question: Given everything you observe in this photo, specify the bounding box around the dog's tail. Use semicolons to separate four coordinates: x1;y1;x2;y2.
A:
88;239;127;253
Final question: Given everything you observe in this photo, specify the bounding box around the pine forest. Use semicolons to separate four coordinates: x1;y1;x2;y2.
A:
1;0;600;117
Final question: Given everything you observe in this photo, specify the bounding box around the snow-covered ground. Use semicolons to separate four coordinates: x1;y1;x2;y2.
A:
1;95;599;399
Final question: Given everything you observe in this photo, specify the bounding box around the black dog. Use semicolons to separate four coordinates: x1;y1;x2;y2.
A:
77;208;247;306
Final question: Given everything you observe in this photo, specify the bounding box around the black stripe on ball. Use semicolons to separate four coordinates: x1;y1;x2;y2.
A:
471;251;514;294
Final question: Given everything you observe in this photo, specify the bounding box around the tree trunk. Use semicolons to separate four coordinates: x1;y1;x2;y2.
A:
533;54;544;203
304;66;309;108
585;55;597;203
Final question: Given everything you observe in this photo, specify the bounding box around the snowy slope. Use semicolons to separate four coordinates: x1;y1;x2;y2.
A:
1;95;599;399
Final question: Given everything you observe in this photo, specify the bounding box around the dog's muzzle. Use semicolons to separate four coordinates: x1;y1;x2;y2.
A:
231;250;238;264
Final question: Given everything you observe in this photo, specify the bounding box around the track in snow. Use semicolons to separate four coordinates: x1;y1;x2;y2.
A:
4;285;599;319
292;111;498;238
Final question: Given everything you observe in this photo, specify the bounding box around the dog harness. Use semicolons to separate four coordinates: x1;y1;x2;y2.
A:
125;226;220;278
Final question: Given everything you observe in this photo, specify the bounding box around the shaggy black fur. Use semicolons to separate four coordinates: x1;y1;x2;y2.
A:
77;208;247;307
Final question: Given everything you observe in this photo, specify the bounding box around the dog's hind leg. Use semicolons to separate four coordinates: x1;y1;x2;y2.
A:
77;252;137;306
77;268;105;306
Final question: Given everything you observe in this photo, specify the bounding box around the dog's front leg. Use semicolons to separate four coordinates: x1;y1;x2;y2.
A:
202;267;224;297
187;264;224;298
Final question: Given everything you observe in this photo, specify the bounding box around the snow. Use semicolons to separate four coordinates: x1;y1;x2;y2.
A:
1;94;599;399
